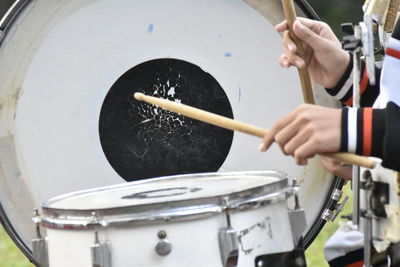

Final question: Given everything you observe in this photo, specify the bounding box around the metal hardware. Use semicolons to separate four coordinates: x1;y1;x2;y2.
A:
360;15;376;85
218;207;239;267
363;169;373;267
331;195;349;221
155;230;172;256
321;195;349;222
360;172;390;218
0;0;33;44
31;208;49;267
331;189;343;202
370;181;389;218
288;185;306;245
321;209;333;221
90;213;112;267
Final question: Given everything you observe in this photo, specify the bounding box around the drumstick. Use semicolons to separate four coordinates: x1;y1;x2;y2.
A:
281;0;315;104
134;93;376;169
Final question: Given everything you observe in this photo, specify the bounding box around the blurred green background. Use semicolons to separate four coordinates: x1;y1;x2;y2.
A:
0;0;363;266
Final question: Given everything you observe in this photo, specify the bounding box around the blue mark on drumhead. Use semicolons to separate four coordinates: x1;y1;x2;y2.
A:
224;52;232;57
238;87;242;102
147;23;154;33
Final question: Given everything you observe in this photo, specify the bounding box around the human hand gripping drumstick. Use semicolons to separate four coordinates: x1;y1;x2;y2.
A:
281;0;314;104
134;93;375;169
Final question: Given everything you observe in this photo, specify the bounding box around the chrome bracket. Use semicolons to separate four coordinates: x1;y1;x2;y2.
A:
90;213;112;267
32;208;49;267
91;232;112;267
219;227;239;267
288;186;306;245
218;206;239;267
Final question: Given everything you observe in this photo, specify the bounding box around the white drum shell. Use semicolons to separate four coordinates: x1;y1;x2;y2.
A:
46;202;294;267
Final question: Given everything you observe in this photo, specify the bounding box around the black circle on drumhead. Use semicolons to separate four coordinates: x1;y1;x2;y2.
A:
99;58;234;181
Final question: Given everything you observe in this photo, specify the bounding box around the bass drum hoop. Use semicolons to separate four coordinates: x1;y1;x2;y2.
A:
0;0;343;265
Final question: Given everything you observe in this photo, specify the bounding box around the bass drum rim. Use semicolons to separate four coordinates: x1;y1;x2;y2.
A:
0;0;343;265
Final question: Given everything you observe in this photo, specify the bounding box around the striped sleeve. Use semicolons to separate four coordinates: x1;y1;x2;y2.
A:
340;102;400;171
325;55;381;107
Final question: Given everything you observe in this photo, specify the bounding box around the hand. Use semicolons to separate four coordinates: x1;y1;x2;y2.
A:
320;156;352;180
275;18;350;88
259;104;342;165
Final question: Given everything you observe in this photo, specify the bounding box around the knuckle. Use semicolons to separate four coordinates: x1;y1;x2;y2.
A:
283;144;294;155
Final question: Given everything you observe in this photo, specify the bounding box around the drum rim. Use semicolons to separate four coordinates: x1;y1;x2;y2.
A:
0;0;340;264
40;171;292;230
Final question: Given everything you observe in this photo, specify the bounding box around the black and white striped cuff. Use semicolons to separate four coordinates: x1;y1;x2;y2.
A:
340;107;385;157
325;54;353;103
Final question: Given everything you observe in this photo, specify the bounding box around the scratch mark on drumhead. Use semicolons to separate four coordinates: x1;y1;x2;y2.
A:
238;87;242;103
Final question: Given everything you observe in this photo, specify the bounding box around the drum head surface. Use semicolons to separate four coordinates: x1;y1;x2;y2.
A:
46;172;282;210
0;0;340;262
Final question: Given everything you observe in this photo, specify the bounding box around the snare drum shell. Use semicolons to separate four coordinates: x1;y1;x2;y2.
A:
45;202;294;267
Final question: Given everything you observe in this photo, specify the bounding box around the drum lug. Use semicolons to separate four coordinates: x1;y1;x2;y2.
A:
322;195;349;222
91;231;112;267
218;227;239;267
218;208;239;267
90;213;112;267
32;208;49;267
288;187;306;245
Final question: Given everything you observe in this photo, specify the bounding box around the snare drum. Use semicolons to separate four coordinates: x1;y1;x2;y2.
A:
39;172;298;267
0;0;342;265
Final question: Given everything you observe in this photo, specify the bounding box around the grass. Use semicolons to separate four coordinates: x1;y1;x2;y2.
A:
0;184;352;266
0;227;34;267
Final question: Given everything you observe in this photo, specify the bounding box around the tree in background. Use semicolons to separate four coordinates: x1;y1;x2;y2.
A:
308;0;364;37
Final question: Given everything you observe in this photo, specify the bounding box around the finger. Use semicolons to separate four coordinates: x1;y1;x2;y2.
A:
259;132;274;152
282;31;297;52
274;118;303;153
295;17;325;32
279;54;291;68
292;20;327;50
275;20;288;32
260;112;296;152
293;139;318;165
282;31;305;68
284;46;305;68
283;127;311;156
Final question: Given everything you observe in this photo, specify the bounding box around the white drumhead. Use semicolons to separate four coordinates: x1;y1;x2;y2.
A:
46;172;281;210
0;0;340;261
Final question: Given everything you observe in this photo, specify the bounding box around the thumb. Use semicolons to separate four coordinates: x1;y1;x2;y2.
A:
293;20;327;50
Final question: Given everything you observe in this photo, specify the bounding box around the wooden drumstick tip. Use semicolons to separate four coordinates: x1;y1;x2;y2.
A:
134;92;145;101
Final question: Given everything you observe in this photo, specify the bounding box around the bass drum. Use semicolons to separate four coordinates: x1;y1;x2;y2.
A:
0;0;343;265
